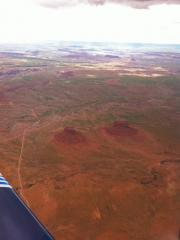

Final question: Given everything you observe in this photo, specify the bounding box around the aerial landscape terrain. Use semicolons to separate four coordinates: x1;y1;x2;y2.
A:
0;42;180;239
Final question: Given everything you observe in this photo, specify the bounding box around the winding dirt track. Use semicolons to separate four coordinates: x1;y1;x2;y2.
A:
17;129;30;207
17;109;42;207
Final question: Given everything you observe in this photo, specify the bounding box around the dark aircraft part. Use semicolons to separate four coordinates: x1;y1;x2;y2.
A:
0;175;54;240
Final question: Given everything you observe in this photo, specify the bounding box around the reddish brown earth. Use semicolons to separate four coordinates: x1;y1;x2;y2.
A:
54;127;87;145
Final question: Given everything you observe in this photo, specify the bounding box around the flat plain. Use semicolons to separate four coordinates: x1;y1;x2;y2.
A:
0;42;180;240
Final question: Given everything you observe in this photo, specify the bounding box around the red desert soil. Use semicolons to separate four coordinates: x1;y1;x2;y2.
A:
96;232;129;240
54;127;87;145
105;79;120;86
104;121;138;137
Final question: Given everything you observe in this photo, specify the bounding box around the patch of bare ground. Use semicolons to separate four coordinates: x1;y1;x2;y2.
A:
150;212;180;240
95;231;129;240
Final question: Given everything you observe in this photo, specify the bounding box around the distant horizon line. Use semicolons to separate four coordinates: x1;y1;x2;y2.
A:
0;40;180;46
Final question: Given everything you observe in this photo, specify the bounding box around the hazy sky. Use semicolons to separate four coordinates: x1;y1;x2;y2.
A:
0;0;180;44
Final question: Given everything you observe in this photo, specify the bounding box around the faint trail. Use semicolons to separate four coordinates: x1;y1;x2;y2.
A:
12;114;63;208
16;111;43;208
1;114;63;145
17;129;30;207
31;109;40;122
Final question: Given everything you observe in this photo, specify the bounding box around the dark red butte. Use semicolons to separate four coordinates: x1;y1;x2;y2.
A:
105;121;138;137
54;127;86;144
